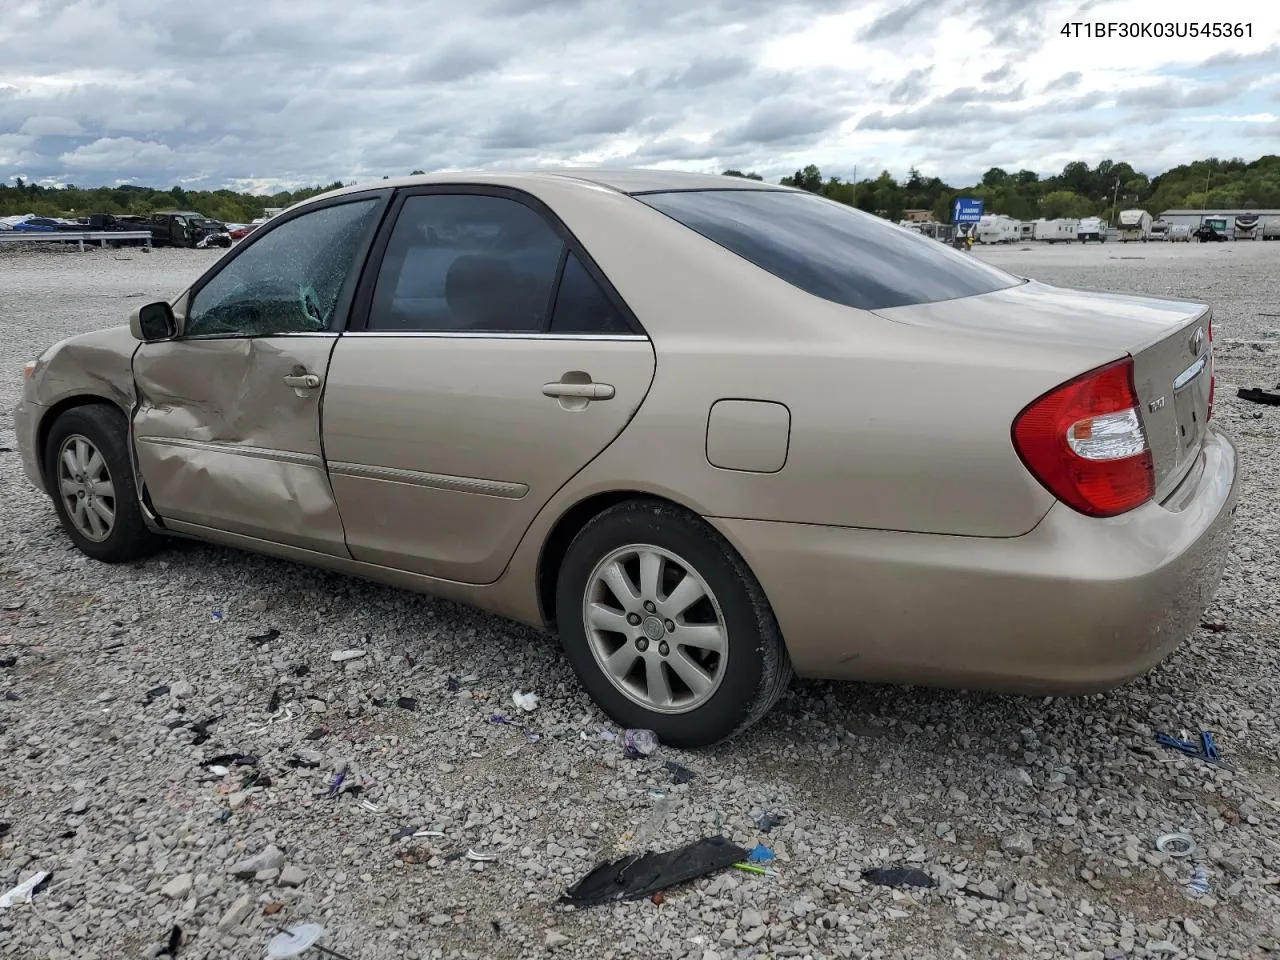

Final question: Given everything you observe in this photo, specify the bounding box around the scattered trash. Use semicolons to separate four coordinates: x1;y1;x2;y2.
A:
466;848;497;862
0;823;9;839
646;788;666;801
189;714;224;746
267;687;282;713
1156;833;1196;857
1186;868;1211;897
665;761;696;785
155;924;183;958
512;690;539;712
211;610;224;622
395;697;419;711
288;750;324;769
1200;620;1228;633
327;765;348;798
304;726;328;741
622;728;659;758
266;923;352;960
746;843;775;864
561;836;749;907
207;753;257;767
144;684;170;703
581;728;619;743
209;765;230;777
1238;387;1280;406
330;649;366;663
0;655;15;668
242;770;271;789
248;629;280;647
1154;730;1234;769
446;676;460;692
264;902;284;915
415;829;445;838
756;811;784;832
291;664;310;677
357;799;380;813
0;870;52;908
862;866;938;890
229;845;285;878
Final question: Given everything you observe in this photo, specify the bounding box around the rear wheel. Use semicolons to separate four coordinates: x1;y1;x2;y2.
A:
555;499;792;748
43;405;161;563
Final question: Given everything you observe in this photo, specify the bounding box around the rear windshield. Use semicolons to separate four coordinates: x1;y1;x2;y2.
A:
636;189;1022;311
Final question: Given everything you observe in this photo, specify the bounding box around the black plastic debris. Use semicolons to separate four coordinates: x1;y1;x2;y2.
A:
207;753;258;767
166;719;188;730
391;825;420;840
145;684;170;703
371;698;388;708
156;924;183;957
189;714;224;746
862;866;938;889
59;829;76;839
665;761;696;785
291;664;310;677
0;656;16;669
561;836;749;907
242;771;271;789
0;822;10;839
756;813;784;832
304;726;328;741
248;628;280;646
396;697;419;711
1238;387;1280;406
266;687;282;713
446;676;460;693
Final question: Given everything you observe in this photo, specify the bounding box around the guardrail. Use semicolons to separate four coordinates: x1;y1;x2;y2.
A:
0;230;153;251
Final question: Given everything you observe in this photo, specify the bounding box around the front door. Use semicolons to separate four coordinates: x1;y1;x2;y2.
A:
321;188;656;584
131;194;386;554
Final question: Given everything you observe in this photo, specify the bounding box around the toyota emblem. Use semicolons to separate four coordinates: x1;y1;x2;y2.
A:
1190;328;1205;357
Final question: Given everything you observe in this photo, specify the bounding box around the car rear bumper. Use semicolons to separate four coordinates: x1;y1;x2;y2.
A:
12;397;46;492
711;426;1239;694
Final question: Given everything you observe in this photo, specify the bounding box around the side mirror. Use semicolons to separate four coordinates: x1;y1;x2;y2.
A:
130;301;177;342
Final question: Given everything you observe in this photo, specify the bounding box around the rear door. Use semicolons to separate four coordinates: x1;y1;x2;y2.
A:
321;186;656;584
131;193;387;554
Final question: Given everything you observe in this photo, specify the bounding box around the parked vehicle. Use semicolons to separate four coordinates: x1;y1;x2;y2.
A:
1018;222;1036;241
1116;209;1153;242
1194;222;1227;242
1077;217;1107;243
14;170;1237;746
1234;214;1260;240
976;214;1019;244
1169;225;1192;242
147;211;232;248
1149;219;1170;241
1262;217;1280;241
1033;218;1078;243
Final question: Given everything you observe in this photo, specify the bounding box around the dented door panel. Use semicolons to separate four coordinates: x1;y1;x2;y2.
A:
131;335;348;555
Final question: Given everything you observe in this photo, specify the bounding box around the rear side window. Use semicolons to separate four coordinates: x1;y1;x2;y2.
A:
637;189;1021;311
549;252;632;334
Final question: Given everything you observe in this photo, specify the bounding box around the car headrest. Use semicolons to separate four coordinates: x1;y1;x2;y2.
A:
445;255;523;329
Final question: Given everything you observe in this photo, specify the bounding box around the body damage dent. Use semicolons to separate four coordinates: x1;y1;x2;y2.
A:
130;336;348;555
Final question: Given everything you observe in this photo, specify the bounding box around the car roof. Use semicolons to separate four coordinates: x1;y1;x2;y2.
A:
303;168;791;210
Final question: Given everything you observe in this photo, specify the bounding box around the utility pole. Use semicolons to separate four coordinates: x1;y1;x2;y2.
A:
1110;178;1121;226
851;164;857;209
1200;166;1211;227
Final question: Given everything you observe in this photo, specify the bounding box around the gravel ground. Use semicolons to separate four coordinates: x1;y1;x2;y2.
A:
1;239;1278;960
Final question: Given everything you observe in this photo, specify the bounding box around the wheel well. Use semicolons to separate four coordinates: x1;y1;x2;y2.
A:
537;490;685;628
35;396;123;487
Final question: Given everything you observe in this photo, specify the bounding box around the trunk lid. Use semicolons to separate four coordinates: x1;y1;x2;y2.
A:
873;279;1213;501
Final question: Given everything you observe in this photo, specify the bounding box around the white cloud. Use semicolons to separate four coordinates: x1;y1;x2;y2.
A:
0;0;1275;191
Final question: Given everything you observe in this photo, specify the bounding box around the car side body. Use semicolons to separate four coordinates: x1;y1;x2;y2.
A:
14;169;1239;744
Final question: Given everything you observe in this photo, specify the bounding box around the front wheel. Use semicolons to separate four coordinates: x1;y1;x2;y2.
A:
555;499;792;748
43;405;161;563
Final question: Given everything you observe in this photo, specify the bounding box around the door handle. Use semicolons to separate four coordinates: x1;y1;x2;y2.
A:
283;373;321;389
542;381;614;400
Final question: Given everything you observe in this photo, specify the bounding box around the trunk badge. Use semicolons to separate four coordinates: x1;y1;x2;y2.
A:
1149;396;1166;412
1190;328;1205;357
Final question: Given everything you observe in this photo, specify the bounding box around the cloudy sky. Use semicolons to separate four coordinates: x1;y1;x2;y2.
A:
1;0;1276;192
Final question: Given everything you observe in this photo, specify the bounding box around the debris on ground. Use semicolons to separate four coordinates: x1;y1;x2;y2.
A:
266;923;349;959
561;836;749;906
1186;868;1211;897
747;843;775;863
1001;830;1035;856
330;649;365;663
622;728;659;757
512;689;539;712
1155;730;1234;769
144;684;170;703
861;866;938;890
395;696;419;711
0;871;51;908
229;844;285;878
249;628;281;646
1156;833;1196;857
665;761;696;784
756;813;784;832
1238;386;1280;405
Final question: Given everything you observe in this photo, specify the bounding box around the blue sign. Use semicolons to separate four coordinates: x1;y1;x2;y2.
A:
952;197;984;223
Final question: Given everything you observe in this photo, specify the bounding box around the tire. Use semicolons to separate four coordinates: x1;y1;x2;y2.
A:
43;404;161;563
555;498;792;748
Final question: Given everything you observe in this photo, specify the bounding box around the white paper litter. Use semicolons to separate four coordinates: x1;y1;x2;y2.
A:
266;922;326;959
512;690;539;712
0;871;50;909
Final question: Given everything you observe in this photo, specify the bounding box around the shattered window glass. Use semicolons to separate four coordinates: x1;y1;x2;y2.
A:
367;194;564;333
186;198;379;338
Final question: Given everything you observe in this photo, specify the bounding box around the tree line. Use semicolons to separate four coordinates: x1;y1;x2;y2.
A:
727;154;1280;222
2;155;1277;223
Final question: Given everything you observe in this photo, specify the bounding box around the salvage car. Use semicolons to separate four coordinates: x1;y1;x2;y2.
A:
148;211;232;248
14;170;1238;746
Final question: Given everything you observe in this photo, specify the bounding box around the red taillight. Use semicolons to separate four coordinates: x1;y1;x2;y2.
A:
1012;357;1155;518
1207;316;1215;422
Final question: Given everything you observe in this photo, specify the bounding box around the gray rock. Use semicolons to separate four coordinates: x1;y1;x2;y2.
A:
741;907;763;929
217;894;253;932
545;930;570;948
279;865;307;887
229;844;285;877
1001;830;1035;856
168;680;194;698
69;797;89;815
429;914;451;926
1183;917;1202;939
160;874;193;899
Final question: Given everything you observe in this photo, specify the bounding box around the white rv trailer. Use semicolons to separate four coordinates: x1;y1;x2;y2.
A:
1077;216;1106;242
1116;209;1153;242
1033;218;1078;243
976;214;1019;244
